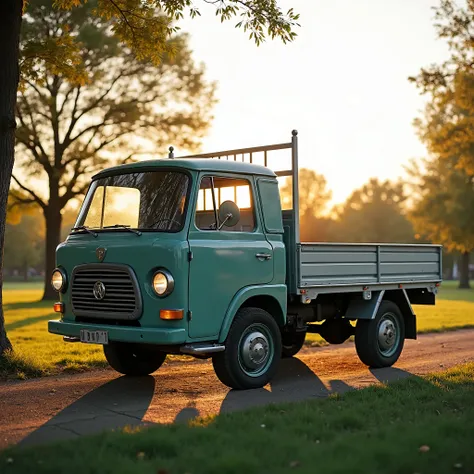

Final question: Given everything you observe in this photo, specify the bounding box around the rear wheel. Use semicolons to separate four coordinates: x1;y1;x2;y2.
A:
213;307;281;390
355;301;405;368
104;342;167;376
281;330;306;358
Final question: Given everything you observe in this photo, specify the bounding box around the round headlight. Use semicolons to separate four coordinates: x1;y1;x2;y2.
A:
152;270;174;297
51;269;66;292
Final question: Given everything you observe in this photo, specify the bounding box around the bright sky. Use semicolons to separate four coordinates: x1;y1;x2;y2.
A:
179;0;450;205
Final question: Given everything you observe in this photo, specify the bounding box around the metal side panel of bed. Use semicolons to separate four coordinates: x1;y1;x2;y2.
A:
297;243;442;292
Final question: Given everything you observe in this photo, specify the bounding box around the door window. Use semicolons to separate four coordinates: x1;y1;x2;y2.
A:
195;176;255;232
257;179;284;233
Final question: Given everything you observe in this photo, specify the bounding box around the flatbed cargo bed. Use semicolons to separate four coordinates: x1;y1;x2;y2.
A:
296;242;442;294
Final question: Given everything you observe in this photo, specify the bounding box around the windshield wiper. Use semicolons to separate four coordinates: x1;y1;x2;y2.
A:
102;224;142;236
71;225;98;237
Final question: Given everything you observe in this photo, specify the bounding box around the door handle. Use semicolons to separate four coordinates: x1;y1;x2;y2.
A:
255;253;272;260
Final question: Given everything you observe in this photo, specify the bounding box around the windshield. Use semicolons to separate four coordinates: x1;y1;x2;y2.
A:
75;171;190;232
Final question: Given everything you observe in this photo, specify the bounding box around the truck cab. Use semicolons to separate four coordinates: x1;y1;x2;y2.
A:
49;131;442;389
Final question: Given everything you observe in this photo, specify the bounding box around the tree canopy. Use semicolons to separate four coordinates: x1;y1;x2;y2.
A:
10;0;216;299
409;0;474;175
279;169;333;242
54;0;300;55
280;169;332;217
4;210;45;280
333;178;414;244
409;0;474;287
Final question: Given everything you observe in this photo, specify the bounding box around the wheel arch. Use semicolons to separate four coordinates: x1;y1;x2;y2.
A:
383;289;416;340
218;284;287;343
345;289;416;339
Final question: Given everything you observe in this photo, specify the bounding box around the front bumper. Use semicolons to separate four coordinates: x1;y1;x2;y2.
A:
48;320;186;345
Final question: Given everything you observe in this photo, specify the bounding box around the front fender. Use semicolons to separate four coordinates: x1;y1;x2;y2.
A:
218;284;287;343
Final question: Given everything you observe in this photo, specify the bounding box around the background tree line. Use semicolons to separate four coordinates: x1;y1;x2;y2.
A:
6;167;463;285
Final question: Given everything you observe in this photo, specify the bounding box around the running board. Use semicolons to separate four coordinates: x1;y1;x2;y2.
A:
63;336;80;343
180;343;225;356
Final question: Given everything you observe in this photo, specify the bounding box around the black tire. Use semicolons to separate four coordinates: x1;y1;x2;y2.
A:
103;342;167;376
212;307;282;390
355;301;405;368
281;331;306;358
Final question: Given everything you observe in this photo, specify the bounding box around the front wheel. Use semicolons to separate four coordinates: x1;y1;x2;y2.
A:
212;307;282;390
103;342;167;376
355;301;405;368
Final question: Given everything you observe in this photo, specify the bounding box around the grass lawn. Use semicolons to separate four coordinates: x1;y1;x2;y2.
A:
1;280;474;379
1;282;108;379
1;363;473;473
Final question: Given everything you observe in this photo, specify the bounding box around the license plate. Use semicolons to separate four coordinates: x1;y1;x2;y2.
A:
80;329;109;345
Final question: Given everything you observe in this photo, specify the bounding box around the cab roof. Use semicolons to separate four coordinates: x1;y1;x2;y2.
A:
93;158;276;180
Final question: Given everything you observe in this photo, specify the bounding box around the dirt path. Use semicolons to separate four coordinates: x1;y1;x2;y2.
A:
1;329;473;450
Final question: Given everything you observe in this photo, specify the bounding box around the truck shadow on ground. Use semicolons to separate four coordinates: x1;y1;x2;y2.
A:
19;375;156;447
19;359;417;447
216;357;355;417
178;358;414;420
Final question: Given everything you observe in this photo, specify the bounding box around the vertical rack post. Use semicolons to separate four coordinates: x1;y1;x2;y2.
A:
291;129;300;245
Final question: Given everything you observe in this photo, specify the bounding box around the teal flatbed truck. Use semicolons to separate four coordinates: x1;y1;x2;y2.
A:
49;131;442;390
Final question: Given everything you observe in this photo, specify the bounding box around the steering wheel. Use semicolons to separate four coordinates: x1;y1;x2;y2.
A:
154;218;182;228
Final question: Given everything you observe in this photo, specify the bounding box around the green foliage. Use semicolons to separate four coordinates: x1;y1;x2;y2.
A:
409;0;474;258
4;210;45;276
407;156;474;253
290;169;332;218
412;70;474;180
333;178;414;243
410;0;474;175
52;0;300;58
409;0;474;95
20;19;86;86
280;169;333;242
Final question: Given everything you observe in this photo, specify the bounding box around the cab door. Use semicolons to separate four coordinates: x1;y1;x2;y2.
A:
187;174;273;339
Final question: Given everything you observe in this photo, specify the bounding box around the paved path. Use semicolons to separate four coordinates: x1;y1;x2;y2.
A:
1;329;473;449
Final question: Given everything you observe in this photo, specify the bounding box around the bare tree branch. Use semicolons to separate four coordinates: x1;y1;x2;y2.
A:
62;74;124;149
57;85;77;118
61;86;82;150
8;191;38;207
11;175;47;209
59;159;85;208
18;91;53;175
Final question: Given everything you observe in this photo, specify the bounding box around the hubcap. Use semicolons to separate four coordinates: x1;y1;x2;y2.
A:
238;324;274;377
377;313;400;357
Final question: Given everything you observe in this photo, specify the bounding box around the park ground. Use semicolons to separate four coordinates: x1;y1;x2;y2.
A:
1;280;474;379
0;360;473;473
0;282;473;472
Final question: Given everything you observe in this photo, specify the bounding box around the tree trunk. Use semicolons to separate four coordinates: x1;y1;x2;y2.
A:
42;205;62;300
0;0;23;356
24;259;28;281
458;251;471;289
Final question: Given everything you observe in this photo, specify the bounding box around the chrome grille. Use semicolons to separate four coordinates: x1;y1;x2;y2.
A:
71;264;142;320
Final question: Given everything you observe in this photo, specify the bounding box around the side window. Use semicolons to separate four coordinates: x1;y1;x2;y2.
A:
195;176;255;232
258;179;284;234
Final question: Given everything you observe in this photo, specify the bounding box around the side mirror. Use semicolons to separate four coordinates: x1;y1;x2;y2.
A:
218;200;241;229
